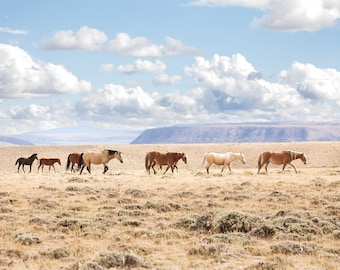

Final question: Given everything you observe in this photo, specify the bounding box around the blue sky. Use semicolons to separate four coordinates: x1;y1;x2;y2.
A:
1;0;340;135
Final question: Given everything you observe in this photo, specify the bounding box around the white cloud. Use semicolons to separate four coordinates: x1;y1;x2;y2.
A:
279;62;340;104
0;26;28;35
43;26;107;50
0;44;92;98
185;53;339;120
116;59;167;74
187;0;269;9
4;102;76;134
107;33;200;57
102;59;181;86
1;48;339;134
252;0;340;31
188;0;340;31
99;63;114;73
153;73;182;85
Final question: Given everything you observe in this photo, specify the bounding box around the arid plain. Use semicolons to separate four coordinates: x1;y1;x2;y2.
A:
0;142;339;269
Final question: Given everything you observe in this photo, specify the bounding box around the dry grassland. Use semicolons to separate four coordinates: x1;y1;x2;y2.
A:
0;142;339;269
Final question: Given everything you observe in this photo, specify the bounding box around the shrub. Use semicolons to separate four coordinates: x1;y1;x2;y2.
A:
214;211;264;233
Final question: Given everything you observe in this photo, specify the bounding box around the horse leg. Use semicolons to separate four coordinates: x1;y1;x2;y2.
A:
52;164;56;172
79;165;85;175
163;164;171;174
228;164;232;172
87;163;91;174
283;163;297;173
206;162;211;174
151;162;156;174
264;161;270;173
221;164;227;173
257;154;264;174
103;164;108;174
290;163;297;173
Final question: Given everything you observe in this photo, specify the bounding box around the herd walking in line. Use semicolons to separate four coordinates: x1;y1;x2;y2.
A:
14;148;307;175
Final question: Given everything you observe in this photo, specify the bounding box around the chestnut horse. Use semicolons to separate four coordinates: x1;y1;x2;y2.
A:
257;150;306;174
38;158;61;173
66;152;81;173
145;151;187;175
78;150;123;174
202;152;246;174
15;153;38;173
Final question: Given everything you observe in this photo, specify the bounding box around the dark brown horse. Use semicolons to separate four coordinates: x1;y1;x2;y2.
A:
38;158;61;173
15;153;38;173
145;151;187;175
257;150;307;174
66;152;81;172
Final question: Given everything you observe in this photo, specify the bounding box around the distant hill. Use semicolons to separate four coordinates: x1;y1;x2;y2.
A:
131;122;340;144
0;136;33;146
10;126;142;145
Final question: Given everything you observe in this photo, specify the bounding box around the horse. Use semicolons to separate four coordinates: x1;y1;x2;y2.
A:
145;151;187;175
15;153;38;173
38;158;61;173
202;152;246;174
66;153;81;172
78;150;123;174
257;150;306;174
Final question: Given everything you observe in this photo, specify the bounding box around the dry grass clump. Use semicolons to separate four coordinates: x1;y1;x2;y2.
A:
95;251;150;268
14;231;42;245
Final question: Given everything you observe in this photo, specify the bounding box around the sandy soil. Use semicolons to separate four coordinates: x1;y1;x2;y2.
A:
0;142;339;269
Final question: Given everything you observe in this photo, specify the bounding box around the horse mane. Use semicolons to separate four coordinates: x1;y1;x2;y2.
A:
287;150;303;160
107;150;119;156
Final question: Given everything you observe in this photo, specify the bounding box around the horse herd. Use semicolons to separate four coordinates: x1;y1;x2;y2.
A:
14;149;307;175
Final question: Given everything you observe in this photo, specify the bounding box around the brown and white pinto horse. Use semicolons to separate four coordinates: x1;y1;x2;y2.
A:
78;150;123;174
38;158;61;173
257;150;306;174
145;151;187;175
66;152;81;173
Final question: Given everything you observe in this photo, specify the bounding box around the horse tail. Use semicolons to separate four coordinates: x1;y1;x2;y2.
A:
78;153;84;171
66;154;71;170
15;158;19;165
257;153;262;169
145;153;150;171
202;154;207;167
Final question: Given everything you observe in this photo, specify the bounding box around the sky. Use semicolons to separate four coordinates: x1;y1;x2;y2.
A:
1;0;340;135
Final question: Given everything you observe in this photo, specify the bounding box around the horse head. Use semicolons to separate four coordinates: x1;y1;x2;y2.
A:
240;153;246;164
300;153;307;164
108;150;123;163
181;153;187;164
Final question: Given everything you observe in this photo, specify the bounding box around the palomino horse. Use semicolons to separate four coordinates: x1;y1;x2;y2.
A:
15;153;38;173
66;152;81;172
78;150;123;174
257;150;306;174
202;152;246;174
38;158;61;173
145;151;187;175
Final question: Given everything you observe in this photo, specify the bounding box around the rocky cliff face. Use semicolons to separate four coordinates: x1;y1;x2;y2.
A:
131;123;340;144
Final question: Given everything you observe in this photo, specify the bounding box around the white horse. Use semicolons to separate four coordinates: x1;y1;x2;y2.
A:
202;152;246;174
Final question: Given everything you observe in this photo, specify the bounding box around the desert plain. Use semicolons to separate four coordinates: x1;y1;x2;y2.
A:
0;141;339;269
